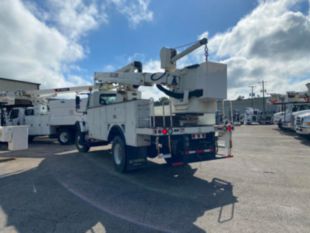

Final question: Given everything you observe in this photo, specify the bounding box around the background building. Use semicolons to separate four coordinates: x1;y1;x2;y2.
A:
0;77;40;91
218;97;279;119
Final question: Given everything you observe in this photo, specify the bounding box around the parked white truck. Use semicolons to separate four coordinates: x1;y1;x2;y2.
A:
243;107;261;125
76;38;228;172
295;83;310;136
4;99;87;144
295;112;310;136
270;85;310;131
273;111;284;124
0;86;92;144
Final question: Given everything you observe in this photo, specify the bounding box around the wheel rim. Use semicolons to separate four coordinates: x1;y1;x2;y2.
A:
113;143;122;165
60;132;69;143
77;135;83;149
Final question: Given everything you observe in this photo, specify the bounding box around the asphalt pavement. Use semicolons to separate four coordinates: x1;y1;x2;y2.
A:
0;125;309;233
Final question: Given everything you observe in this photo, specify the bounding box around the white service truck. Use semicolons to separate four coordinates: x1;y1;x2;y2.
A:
273;111;284;124
4;99;87;144
76;38;228;172
270;86;310;131
0;85;92;144
295;112;310;136
243;107;261;125
295;83;310;136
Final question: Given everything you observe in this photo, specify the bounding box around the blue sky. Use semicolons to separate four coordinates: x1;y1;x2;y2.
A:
0;0;309;99
77;0;259;77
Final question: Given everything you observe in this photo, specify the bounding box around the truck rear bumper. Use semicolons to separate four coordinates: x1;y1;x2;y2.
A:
183;148;216;163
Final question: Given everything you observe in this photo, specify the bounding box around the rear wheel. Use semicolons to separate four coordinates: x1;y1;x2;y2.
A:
112;136;127;173
76;132;90;153
58;129;74;145
112;136;147;173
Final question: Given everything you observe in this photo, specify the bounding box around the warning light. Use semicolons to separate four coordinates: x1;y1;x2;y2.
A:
162;128;168;135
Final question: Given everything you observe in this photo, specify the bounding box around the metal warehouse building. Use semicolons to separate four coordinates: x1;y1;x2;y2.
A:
0;77;40;91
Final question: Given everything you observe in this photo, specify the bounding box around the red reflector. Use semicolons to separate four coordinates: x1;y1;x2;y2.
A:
172;162;184;167
162;128;168;135
196;149;205;154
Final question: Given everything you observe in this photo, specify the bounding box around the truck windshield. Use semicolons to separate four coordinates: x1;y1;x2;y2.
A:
9;109;19;119
99;94;117;105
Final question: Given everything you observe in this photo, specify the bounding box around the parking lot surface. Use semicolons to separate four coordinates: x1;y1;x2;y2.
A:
0;125;310;233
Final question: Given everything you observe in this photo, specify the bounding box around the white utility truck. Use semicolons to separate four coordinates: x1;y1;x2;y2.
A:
273;111;284;124
243;107;261;125
75;38;228;172
0;86;92;144
295;111;310;136
295;83;310;136
270;84;310;131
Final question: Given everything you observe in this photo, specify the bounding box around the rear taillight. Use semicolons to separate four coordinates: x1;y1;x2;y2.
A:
162;128;168;135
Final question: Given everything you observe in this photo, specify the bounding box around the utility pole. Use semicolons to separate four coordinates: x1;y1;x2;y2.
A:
249;85;256;108
260;80;267;121
230;100;233;122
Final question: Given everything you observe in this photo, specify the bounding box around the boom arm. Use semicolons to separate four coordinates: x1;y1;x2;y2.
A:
0;85;93;106
160;38;207;72
94;37;228;115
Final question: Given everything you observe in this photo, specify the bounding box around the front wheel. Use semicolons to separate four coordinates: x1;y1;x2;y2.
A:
58;129;74;145
76;133;90;153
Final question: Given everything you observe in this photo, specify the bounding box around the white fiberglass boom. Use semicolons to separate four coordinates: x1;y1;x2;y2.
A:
0;85;93;106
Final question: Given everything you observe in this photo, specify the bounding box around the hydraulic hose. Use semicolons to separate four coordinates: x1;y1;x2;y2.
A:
156;84;203;100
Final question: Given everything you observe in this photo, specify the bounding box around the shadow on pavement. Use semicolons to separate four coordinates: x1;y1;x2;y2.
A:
273;128;310;146
0;141;75;158
0;149;238;233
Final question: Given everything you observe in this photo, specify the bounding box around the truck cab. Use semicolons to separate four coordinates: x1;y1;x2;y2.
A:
295;111;310;136
279;104;310;130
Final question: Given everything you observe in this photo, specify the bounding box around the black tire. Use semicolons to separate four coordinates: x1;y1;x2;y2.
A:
278;120;283;130
28;136;35;143
75;133;90;153
112;136;127;173
58;128;74;145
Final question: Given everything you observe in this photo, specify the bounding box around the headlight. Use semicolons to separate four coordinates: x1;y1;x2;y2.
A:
305;122;310;126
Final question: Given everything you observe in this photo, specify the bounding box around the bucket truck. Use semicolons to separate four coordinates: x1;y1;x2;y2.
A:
75;38;228;172
295;83;310;136
270;84;310;131
0;85;92;145
243;107;261;125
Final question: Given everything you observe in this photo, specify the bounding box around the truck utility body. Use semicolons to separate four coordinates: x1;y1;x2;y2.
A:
76;38;228;172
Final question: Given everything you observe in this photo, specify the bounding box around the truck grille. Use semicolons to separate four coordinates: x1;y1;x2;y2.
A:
296;116;302;127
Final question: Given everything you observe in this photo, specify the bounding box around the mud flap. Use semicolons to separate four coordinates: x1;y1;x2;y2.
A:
126;146;147;171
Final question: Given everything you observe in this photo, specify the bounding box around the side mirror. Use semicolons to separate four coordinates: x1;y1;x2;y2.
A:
75;96;81;110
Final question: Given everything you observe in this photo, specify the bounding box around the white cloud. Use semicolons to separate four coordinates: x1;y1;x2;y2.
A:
0;0;85;88
206;0;310;99
143;59;162;72
46;0;108;40
139;59;165;100
132;0;310;100
108;0;153;27
0;0;154;90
